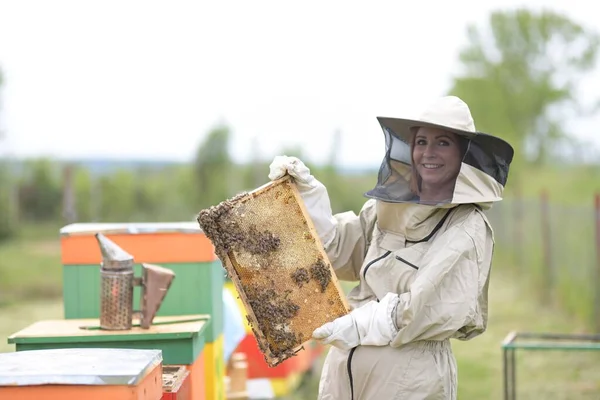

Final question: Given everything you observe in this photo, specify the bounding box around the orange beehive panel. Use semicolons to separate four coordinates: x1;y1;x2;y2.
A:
60;223;216;264
0;366;163;400
197;176;349;367
184;350;206;400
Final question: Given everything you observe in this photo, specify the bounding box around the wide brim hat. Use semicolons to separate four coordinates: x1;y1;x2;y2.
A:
375;96;514;167
365;96;515;206
378;96;478;142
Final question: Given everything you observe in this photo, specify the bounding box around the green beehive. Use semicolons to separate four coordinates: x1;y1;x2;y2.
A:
7;316;215;400
59;222;224;343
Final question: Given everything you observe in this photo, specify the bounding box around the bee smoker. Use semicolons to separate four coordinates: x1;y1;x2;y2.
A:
95;233;175;330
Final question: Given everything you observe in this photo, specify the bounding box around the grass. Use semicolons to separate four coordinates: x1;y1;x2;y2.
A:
512;165;600;206
0;299;63;353
283;263;600;399
1;172;600;400
453;266;600;399
486;197;599;328
2;262;599;399
0;222;63;306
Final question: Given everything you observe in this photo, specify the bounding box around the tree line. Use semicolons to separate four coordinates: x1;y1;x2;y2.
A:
0;127;377;242
0;8;598;241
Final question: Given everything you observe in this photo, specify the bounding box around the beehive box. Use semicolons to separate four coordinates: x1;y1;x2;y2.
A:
197;176;349;367
162;365;192;400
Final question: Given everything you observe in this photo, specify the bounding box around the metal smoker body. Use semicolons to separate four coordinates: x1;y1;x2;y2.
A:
96;233;175;330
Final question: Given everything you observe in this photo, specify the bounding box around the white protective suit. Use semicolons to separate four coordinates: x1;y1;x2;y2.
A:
268;96;514;400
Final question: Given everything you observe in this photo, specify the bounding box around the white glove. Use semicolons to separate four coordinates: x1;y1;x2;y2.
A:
268;155;336;247
312;292;399;350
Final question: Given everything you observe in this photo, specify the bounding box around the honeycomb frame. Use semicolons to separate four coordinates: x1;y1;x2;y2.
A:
197;175;350;367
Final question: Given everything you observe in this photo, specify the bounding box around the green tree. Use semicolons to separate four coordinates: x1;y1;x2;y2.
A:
158;165;201;221
193;124;233;209
449;8;600;167
0;161;18;241
18;159;62;221
132;166;196;222
240;136;269;191
318;129;351;213
97;169;137;221
73;166;93;222
0;66;18;241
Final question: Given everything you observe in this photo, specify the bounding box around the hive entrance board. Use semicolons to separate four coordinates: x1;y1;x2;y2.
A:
197;175;349;367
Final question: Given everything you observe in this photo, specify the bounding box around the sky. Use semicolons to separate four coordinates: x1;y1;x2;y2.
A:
0;0;598;170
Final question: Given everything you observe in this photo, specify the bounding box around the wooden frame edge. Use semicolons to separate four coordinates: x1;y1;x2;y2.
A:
285;177;351;314
214;174;351;367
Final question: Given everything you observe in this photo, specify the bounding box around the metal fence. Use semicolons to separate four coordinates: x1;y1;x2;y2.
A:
486;194;600;332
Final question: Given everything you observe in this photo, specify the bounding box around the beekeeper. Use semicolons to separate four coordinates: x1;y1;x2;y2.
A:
268;96;514;400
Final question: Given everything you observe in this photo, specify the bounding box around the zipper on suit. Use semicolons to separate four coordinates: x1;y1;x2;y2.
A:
346;252;392;399
344;208;456;399
347;347;357;400
362;251;391;280
395;255;419;270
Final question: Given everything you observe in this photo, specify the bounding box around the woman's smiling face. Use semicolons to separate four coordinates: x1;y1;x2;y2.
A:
412;127;462;198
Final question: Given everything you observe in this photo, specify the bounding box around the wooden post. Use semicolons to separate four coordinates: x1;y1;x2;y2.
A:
594;193;600;333
540;190;553;305
62;164;77;223
513;186;524;269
